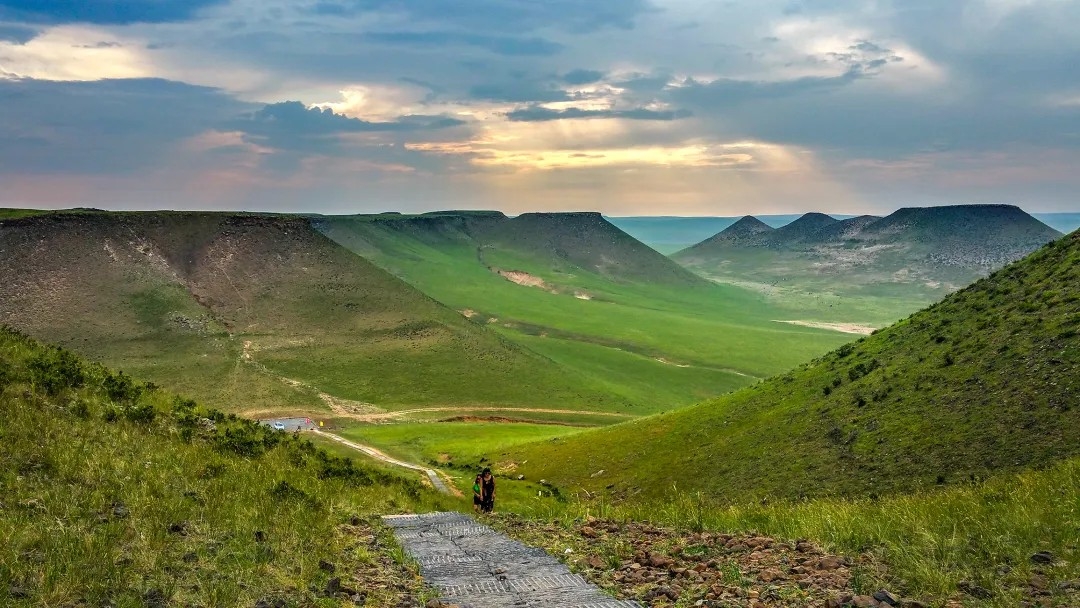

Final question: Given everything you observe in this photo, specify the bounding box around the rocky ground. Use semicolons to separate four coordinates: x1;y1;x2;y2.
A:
487;514;905;607
485;514;1078;608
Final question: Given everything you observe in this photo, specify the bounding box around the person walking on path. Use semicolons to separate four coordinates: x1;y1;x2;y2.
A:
480;468;496;513
472;474;484;512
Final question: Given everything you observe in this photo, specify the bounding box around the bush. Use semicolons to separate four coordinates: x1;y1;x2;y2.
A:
103;371;143;405
28;347;86;396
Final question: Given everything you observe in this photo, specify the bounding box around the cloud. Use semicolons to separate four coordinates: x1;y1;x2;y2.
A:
231;101;467;153
505;106;691;122
367;31;562;57
0;77;250;174
670;68;864;109
468;82;571;103
562;69;605;85
0;23;36;42
0;0;228;25
306;0;653;33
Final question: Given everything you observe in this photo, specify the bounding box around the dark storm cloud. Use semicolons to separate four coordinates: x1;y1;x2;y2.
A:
306;0;653;33
367;31;562;57
0;0;228;25
506;106;691;122
562;69;605;85
0;78;250;174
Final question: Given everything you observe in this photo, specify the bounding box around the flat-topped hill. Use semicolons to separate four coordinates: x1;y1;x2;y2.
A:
0;211;615;413
507;229;1080;501
674;205;1063;307
320;211;706;287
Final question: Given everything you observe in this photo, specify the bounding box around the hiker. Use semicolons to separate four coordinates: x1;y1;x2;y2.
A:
480;468;496;513
472;474;483;512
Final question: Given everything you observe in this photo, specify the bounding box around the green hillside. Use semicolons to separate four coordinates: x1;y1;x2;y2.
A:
316;212;856;412
0;211;617;414
0;326;451;606
674;206;1062;323
504;229;1080;502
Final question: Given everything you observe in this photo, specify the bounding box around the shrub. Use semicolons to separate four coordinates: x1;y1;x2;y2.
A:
102;371;143;405
28;347;85;396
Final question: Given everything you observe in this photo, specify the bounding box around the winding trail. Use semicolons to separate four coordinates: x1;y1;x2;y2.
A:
311;429;454;494
385;512;642;608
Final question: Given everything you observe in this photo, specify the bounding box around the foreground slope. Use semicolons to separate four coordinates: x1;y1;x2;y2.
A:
0;327;449;606
317;212;855;412
0;211;613;413
508;229;1080;501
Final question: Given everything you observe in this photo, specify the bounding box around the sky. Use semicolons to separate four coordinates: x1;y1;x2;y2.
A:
1;0;1079;216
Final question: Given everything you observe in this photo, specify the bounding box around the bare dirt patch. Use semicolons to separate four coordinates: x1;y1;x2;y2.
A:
497;269;548;289
773;320;877;335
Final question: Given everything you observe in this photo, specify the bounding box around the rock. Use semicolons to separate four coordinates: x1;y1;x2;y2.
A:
648;554;674;568
851;595;878;607
111;501;129;519
815;556;844;570
1030;551;1055;564
580;526;599;538
1059;580;1080;590
325;577;342;596
873;589;899;606
318;559;336;573
645;586;679;601
167;522;188;536
957;580;992;599
899;601;928;608
8;585;28;599
425;600;444;608
182;552;198;563
254;530;266;543
1029;574;1049;592
758;568;783;583
516;475;524;480
143;588;168;608
587;556;605;569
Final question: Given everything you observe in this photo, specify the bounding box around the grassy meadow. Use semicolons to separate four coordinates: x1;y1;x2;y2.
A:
318;214;858;412
0;326;457;607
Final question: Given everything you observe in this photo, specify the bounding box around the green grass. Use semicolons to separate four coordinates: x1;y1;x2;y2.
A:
0;326;459;607
317;214;855;411
0;211;622;415
499;458;1080;606
339;422;583;471
504;230;1080;502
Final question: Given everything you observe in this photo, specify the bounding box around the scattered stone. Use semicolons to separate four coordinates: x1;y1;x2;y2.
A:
111;501;129;519
254;530;266;543
957;580;992;599
167;522;188;536
587;555;605;569
424;599;443;608
142;588;167;608
648;553;674;568
516;474;524;480
324;577;342;596
580;526;599;539
8;585;28;599
318;559;336;573
1030;551;1055;565
873;589;899;606
851;595;877;607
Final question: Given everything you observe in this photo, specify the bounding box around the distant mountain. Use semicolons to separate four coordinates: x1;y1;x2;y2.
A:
508;228;1080;502
0;211;613;412
675;204;1062;297
318;211;708;287
679;215;774;251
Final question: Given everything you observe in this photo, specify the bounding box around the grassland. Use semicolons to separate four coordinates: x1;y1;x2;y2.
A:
317;213;855;413
496;458;1080;606
503;229;1080;502
0;326;457;607
0;211;623;415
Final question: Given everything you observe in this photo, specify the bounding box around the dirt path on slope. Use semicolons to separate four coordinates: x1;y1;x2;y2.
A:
312;430;459;495
772;320;878;335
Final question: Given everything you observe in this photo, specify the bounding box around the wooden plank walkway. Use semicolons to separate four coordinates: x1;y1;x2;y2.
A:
384;512;643;608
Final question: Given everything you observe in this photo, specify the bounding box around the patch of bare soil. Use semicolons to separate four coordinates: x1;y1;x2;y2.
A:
772;320;877;335
439;415;586;427
497;269;548;289
490;514;919;608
